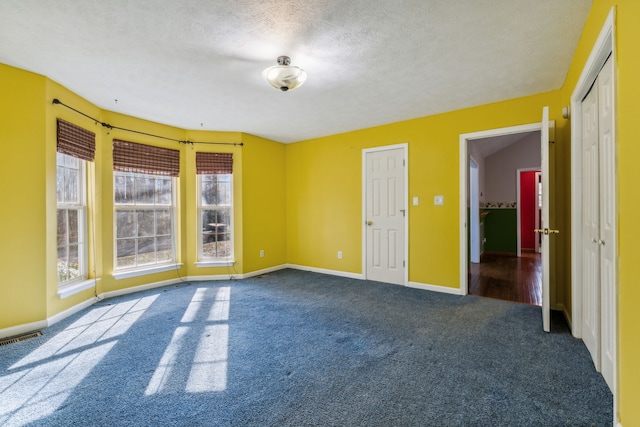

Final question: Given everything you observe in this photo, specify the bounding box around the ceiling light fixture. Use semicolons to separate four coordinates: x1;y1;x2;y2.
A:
262;56;307;92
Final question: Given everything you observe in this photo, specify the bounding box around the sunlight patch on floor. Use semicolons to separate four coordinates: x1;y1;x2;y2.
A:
147;287;230;395
1;295;157;425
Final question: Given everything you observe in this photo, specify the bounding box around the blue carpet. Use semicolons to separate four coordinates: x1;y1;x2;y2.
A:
0;269;612;426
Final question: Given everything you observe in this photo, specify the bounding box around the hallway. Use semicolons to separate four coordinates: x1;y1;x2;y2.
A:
469;251;542;306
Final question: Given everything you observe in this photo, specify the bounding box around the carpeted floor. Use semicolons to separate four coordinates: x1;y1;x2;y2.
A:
0;269;612;426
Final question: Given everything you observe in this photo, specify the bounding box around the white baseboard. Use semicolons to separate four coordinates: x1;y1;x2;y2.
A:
98;278;184;300
0;320;48;340
285;264;364;280
187;264;288;282
47;297;99;328
407;281;463;295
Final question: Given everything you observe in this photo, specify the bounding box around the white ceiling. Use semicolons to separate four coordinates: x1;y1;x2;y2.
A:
0;0;592;143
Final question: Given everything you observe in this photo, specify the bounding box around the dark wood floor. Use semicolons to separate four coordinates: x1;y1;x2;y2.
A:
469;251;542;306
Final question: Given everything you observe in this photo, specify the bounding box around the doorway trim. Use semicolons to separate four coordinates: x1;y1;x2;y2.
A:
569;6;617;420
362;143;409;285
459;123;543;295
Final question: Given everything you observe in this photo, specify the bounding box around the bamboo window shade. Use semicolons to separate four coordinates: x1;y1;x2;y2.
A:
113;139;180;177
196;152;233;175
56;118;96;161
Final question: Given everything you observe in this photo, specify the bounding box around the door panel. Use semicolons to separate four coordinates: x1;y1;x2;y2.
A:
598;56;615;391
365;147;405;285
581;81;600;366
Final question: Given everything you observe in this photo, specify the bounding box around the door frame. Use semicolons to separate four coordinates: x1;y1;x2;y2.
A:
362;143;409;285
569;6;617;416
459;123;543;296
516;167;541;258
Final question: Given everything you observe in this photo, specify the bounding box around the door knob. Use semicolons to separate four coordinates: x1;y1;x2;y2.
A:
366;221;373;226
534;228;560;235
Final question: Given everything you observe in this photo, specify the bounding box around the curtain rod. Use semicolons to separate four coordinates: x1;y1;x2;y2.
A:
52;99;243;147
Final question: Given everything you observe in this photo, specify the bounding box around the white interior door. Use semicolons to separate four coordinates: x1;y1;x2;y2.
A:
581;79;600;368
364;147;406;285
598;55;615;392
580;56;616;393
540;106;551;333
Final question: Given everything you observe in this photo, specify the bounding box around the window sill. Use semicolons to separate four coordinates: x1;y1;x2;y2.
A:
113;263;184;280
194;260;235;268
58;278;100;299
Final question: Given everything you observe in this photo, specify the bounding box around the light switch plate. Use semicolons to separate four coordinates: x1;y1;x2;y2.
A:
434;195;444;205
412;197;419;206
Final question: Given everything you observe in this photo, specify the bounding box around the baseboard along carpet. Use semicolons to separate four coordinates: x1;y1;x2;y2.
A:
0;269;612;426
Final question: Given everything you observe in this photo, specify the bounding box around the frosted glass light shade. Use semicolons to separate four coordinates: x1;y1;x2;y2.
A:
262;56;307;92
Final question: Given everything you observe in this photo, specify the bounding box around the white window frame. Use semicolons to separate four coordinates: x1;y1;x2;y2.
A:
56;152;88;288
195;173;234;267
113;171;178;275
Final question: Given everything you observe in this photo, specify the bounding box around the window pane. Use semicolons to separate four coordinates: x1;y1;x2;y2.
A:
137;210;155;237
57;246;68;281
136;176;155;204
201;175;218;206
157;236;173;262
115;173;135;204
68;209;79;244
116;211;136;238
137;237;156;265
156;210;172;236
57;209;68;246
217;175;232;205
64;167;79;204
68;245;80;280
116;239;136;268
155;178;172;205
56;165;65;202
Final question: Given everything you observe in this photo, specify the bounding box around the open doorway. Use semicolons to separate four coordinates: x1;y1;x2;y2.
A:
464;129;542;306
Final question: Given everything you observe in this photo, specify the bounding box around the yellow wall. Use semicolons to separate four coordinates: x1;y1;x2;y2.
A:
286;91;563;289
0;65;48;327
560;1;640;424
241;133;287;272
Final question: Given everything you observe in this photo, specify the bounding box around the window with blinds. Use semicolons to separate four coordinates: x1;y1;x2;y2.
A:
56;119;95;285
196;152;233;262
113;140;180;270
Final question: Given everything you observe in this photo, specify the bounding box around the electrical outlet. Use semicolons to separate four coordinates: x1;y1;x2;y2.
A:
337;251;343;259
259;250;264;258
434;195;444;205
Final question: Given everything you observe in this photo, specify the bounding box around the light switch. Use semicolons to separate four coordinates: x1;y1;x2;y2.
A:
412;197;419;206
434;195;444;206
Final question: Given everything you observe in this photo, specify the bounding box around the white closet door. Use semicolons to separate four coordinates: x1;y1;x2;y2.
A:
580;55;615;392
598;56;615;392
581;80;600;368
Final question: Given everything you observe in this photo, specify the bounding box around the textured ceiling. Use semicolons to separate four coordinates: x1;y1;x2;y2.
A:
0;0;592;143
